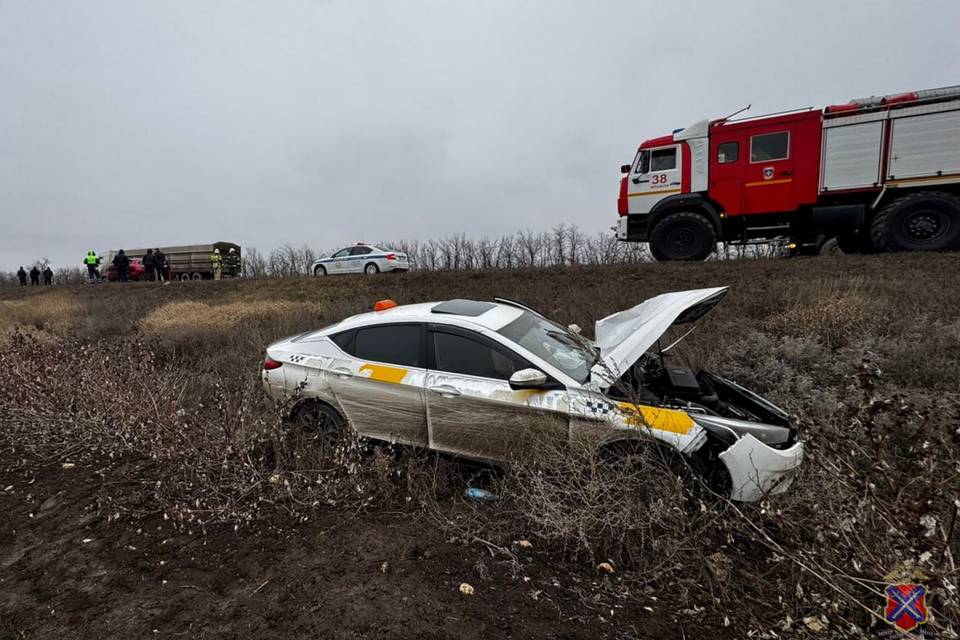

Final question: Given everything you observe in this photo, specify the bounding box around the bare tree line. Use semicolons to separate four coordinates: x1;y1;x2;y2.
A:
1;224;787;284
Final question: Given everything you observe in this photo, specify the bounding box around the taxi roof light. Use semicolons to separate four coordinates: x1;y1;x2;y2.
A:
374;299;398;311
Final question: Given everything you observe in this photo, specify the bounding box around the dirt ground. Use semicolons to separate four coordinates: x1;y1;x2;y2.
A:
0;452;694;640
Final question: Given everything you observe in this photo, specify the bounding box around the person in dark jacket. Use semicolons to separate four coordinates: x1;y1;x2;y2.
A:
29;266;40;286
17;267;27;286
143;249;156;281
43;266;53;285
154;248;166;282
113;250;130;282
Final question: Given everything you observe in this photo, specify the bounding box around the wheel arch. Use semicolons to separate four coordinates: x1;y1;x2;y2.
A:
648;193;722;234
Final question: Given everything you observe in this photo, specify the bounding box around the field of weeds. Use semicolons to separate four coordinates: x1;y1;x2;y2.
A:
1;253;959;639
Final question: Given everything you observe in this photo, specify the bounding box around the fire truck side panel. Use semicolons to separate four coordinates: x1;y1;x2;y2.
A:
888;108;960;181
708;127;745;215
821;121;884;191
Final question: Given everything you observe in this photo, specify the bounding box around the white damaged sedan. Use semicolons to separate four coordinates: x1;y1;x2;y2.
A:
262;289;803;502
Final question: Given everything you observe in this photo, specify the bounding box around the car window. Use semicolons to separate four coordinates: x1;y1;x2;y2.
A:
350;246;373;256
331;248;351;258
497;311;595;383
432;331;523;380
717;141;739;164
750;131;789;162
650;147;677;172
353;324;421;367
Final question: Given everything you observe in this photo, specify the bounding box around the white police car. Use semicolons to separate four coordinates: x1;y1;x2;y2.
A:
311;244;410;276
262;288;804;502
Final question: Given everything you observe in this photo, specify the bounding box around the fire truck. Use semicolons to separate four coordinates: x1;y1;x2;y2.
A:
616;86;960;260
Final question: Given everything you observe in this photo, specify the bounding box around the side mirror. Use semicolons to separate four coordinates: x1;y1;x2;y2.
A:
620;164;631;174
509;368;548;390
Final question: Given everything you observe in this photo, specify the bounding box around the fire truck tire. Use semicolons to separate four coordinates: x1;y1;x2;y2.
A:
649;211;716;261
870;191;960;252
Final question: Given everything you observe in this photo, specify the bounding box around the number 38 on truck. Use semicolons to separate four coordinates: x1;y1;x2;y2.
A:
616;85;960;260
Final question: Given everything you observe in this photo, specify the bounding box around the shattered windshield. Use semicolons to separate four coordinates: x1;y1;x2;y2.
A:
497;311;595;383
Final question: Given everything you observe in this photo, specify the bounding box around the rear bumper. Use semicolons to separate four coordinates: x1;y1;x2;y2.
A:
616;214;650;242
718;435;804;502
383;261;410;272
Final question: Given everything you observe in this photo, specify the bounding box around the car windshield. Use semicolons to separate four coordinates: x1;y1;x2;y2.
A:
497;310;596;383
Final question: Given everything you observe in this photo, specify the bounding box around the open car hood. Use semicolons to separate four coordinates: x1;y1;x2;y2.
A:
591;287;728;387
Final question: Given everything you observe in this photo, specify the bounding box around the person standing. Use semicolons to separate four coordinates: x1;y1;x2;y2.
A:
154;248;166;282
210;248;223;280
29;266;40;286
143;249;156;281
17;266;27;286
113;249;130;282
42;266;53;285
225;247;240;278
84;251;98;283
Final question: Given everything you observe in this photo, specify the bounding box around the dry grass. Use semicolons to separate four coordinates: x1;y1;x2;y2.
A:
140;299;324;337
0;291;81;333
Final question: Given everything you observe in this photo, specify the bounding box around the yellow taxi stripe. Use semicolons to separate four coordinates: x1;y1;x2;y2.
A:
359;364;408;384
617;402;694;435
744;178;792;187
627;188;682;197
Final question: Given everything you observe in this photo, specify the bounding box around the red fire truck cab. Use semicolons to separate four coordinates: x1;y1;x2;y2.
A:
617;86;960;260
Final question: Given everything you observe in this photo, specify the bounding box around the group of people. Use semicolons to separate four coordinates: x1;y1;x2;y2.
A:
210;247;241;280
84;248;169;283
16;265;54;286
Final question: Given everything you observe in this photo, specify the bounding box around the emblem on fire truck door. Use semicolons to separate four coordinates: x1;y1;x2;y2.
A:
763;167;774;180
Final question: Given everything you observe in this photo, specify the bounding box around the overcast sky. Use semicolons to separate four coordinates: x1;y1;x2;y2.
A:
1;0;958;269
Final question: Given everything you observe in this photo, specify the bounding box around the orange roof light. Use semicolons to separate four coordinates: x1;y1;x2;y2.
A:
374;299;398;311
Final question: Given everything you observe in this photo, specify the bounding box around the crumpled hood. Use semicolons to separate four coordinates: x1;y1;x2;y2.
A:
591;287;728;387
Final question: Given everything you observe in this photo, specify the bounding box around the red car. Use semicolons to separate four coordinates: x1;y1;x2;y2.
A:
105;258;146;282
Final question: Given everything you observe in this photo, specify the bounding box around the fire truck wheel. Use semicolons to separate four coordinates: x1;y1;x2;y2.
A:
870;191;960;252
649;211;716;261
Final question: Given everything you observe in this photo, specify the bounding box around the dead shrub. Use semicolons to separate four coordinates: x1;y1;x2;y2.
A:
0;292;81;332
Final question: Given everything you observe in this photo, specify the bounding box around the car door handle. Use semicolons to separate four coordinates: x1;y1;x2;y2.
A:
428;385;462;398
331;367;354;379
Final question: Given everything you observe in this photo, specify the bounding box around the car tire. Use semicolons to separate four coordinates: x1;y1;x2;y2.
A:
870;191;960;252
314;264;326;277
649;211;716;261
818;237;843;256
364;262;380;275
290;401;347;451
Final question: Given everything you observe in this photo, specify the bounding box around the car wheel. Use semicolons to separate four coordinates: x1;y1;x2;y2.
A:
314;264;326;277
818;237;843;256
870;191;960;252
291;401;347;451
649;212;716;261
364;262;380;275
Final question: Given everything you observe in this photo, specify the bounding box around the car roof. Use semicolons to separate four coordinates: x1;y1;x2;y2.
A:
318;299;525;334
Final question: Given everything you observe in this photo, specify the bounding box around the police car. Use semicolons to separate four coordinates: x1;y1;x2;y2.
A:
261;289;804;502
311;243;410;276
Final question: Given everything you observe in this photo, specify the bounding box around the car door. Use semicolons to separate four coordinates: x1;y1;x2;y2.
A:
627;144;683;215
709;129;745;216
324;323;429;447
348;245;374;273
425;325;569;462
327;248;352;274
743;127;794;214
